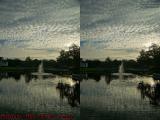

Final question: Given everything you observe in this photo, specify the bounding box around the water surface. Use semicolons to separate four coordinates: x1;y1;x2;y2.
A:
81;74;160;120
0;72;80;120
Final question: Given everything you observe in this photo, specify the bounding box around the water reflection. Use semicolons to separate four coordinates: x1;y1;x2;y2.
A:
0;72;26;81
137;81;160;105
0;72;59;83
81;73;136;84
81;73;160;107
81;73;160;106
81;73;110;82
0;72;80;109
56;82;80;107
81;73;160;120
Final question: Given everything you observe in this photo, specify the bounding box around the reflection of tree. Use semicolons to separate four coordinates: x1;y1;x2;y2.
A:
0;72;57;83
87;74;101;82
81;73;115;84
24;73;32;83
56;82;80;107
81;73;114;84
137;81;160;105
2;72;22;81
105;74;111;84
0;72;8;81
0;72;33;83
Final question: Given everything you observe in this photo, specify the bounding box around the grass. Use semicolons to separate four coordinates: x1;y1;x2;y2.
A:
80;67;115;73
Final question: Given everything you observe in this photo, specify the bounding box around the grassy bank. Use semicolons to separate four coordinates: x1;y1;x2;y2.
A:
0;67;36;72
80;67;152;75
0;67;76;74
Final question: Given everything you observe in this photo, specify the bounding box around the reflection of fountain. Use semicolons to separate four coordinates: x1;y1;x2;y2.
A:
32;61;53;76
112;61;134;79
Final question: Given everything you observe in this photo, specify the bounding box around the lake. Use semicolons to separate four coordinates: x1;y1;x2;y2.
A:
81;73;160;120
0;72;80;120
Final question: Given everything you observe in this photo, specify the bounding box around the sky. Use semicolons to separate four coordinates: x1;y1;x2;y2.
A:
0;0;79;60
81;0;160;60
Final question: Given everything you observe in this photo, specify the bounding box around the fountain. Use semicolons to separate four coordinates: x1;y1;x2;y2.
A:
38;61;44;73
32;61;53;76
112;61;134;79
119;61;124;80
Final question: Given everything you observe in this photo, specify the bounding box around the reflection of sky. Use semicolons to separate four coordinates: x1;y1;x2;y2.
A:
0;75;78;113
81;0;160;60
81;76;153;112
0;0;79;59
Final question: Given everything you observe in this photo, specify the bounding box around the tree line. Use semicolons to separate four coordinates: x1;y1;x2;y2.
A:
81;44;160;73
1;43;160;73
0;44;80;71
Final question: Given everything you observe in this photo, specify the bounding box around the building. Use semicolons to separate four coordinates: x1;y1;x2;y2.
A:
0;60;8;67
80;61;88;68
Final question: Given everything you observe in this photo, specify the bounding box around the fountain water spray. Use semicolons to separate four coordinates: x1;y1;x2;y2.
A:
38;61;44;73
119;61;124;80
112;60;134;79
32;60;53;76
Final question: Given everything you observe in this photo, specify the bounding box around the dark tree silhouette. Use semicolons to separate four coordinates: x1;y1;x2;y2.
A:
137;44;160;72
25;56;31;61
57;44;80;69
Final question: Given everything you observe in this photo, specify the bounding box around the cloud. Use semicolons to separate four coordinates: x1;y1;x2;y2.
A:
81;0;160;60
0;0;79;59
81;44;140;60
0;46;60;60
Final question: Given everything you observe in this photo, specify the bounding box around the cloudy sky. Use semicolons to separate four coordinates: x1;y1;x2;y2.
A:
81;0;160;60
0;0;79;60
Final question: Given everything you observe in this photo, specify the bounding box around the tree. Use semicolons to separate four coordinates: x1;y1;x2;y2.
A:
57;44;80;69
25;56;31;61
137;44;160;71
0;57;3;61
69;44;80;68
105;57;111;63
